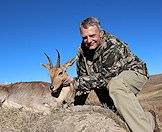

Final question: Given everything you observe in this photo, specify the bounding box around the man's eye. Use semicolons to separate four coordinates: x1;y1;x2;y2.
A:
82;37;87;40
90;35;95;38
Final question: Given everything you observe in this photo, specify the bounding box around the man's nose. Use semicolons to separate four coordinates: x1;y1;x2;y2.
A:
87;37;92;43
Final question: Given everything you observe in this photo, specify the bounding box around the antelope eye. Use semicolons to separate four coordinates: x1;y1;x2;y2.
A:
58;71;63;76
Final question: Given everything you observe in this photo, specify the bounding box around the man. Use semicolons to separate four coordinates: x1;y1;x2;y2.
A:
63;17;156;132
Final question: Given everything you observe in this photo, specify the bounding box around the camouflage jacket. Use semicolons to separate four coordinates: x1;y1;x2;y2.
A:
74;31;149;92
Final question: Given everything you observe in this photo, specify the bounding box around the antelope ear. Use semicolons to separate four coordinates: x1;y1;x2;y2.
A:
63;56;77;69
42;64;51;70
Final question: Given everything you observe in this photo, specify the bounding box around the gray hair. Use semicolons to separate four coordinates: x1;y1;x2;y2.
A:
80;17;102;30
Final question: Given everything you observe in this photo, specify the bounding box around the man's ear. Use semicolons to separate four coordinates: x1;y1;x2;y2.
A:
42;64;51;70
100;30;104;38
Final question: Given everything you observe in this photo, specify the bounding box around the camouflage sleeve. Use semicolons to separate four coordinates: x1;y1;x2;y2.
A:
73;74;107;93
75;60;94;92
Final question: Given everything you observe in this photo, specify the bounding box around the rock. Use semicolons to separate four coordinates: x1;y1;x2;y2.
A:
0;105;130;132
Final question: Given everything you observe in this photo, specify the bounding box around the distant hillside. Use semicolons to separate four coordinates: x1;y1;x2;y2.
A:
138;73;162;131
144;74;162;87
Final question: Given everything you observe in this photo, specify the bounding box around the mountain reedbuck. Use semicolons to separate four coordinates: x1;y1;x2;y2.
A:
0;50;77;114
42;50;77;105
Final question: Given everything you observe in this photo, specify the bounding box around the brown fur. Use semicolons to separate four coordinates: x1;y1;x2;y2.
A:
0;82;58;114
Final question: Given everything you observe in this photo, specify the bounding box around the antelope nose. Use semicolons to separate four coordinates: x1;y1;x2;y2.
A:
50;85;54;91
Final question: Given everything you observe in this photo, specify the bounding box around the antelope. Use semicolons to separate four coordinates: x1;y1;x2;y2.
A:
0;50;77;114
42;50;77;105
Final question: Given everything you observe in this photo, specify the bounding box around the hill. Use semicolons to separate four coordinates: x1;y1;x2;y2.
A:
0;74;162;131
138;74;162;131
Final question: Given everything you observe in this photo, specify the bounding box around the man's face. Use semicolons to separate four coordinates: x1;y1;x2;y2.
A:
80;26;103;50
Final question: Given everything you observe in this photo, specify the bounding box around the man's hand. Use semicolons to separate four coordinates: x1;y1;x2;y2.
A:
63;76;74;86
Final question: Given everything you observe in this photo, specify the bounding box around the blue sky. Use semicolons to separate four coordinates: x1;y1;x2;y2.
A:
0;0;161;83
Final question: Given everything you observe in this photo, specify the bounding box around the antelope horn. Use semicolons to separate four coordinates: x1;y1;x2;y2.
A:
55;49;60;68
44;53;53;68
